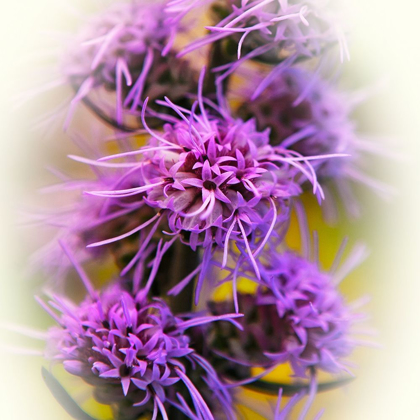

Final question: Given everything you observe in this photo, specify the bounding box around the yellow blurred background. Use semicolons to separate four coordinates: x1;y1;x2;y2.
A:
0;1;419;419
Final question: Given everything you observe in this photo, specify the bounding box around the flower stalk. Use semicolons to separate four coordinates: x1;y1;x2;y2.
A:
21;1;385;418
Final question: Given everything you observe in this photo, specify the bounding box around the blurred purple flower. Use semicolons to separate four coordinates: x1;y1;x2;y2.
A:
254;250;359;377
236;66;393;220
61;0;196;129
206;239;368;379
238;67;354;173
28;134;158;280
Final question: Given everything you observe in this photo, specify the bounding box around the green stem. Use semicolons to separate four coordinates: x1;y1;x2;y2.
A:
152;240;199;314
244;376;354;396
203;39;234;98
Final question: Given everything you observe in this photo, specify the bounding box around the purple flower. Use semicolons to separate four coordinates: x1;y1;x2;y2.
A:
74;70;338;300
40;270;242;420
205;240;367;379
29;141;158;279
235;66;392;220
61;0;196;129
238;66;355;177
253;250;358;377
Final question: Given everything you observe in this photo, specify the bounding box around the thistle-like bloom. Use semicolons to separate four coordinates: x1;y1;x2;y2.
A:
40;263;241;420
76;70;339;299
236;66;391;220
238;67;355;178
62;0;196;129
205;241;367;379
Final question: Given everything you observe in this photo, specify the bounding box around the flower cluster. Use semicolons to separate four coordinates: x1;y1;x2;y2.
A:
62;0;197;129
25;1;383;419
41;263;240;420
81;81;323;276
235;65;386;219
204;247;362;379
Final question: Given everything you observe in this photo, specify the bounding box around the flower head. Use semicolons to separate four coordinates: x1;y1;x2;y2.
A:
62;0;196;129
41;275;241;420
236;66;392;220
138;103;302;255
238;67;356;178
79;70;332;298
204;242;367;379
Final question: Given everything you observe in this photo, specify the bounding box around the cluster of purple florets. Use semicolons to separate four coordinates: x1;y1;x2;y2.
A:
204;249;358;378
43;280;239;419
30;0;380;419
